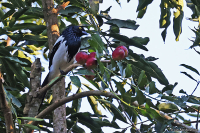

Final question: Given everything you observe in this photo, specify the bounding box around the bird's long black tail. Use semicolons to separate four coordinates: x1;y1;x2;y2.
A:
38;73;49;112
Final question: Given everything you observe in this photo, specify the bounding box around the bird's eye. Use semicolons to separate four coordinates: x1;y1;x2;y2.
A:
79;27;82;30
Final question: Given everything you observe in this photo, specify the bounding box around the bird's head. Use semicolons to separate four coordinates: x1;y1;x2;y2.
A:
62;25;88;37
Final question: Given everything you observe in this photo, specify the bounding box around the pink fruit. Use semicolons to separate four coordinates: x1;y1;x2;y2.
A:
88;52;96;58
116;46;128;57
75;51;88;65
112;48;125;61
86;57;97;69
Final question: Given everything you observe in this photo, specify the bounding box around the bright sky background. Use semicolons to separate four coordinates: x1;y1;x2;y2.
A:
39;0;200;132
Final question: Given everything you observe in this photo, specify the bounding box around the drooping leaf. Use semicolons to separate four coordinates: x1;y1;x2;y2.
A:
137;0;153;11
180;64;199;75
136;89;146;105
181;71;197;82
158;103;179;113
4;60;30;88
107;33;148;51
138;70;148;89
127;53;169;85
89;0;99;15
98;99;127;123
87;96;102;115
106;19;139;30
159;1;171;42
9;8;28;27
59;6;83;16
72;88;82;113
173;1;184;41
70;76;81;88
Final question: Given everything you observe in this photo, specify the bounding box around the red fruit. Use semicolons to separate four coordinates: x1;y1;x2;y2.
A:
116;46;128;57
112;48;125;61
75;51;88;65
85;70;95;80
86;57;97;69
88;52;96;58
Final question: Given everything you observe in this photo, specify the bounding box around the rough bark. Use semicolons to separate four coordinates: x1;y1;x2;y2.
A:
0;71;15;133
23;58;42;122
42;0;67;132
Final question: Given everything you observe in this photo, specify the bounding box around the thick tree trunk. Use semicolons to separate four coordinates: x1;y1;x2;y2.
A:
42;0;67;132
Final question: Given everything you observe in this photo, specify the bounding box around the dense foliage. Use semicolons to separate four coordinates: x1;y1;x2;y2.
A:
0;0;200;132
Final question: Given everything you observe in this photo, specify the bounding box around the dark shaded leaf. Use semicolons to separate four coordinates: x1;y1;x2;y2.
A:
98;99;127;123
10;8;28;27
125;64;133;78
70;76;81;88
75;68;95;75
89;0;99;15
107;33;148;51
4;60;30;88
173;8;184;41
1;9;15;21
181;71;197;82
180;64;199;75
2;3;15;9
59;6;83;16
158;103;179;113
106;19;139;30
72;88;82;113
137;0;153;11
136;90;145;105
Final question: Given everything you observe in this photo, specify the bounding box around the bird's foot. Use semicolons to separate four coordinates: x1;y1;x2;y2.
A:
59;68;66;75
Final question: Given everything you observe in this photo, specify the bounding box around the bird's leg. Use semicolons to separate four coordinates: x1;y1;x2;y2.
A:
59;68;66;75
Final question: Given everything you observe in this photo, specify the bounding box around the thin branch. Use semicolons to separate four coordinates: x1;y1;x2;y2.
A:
39;63;82;96
196;106;200;129
26;91;117;128
131;102;200;133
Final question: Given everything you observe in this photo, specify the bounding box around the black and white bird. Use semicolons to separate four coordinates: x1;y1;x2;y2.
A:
41;25;87;88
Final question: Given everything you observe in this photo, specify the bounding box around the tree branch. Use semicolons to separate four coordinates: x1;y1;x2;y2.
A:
27;91;117;128
0;74;15;133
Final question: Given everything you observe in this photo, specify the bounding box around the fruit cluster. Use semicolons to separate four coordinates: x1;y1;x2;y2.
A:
75;46;128;80
75;52;97;80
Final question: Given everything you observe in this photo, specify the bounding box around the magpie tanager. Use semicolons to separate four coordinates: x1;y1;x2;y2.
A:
40;25;87;108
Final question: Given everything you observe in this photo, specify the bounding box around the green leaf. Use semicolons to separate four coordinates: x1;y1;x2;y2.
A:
23;124;40;130
5;90;22;108
18;117;43;121
59;6;83;16
138;70;148;88
136;90;146;105
162;82;177;94
2;3;15;9
131;37;149;46
4;60;30;88
137;0;153;11
106;19;139;30
75;68;95;75
173;9;184;41
87;96;102;115
1;9;15;21
2;56;28;65
181;71;197;82
180;64;199;75
72;88;82;113
159;1;171;42
127;53;169;85
107;33;148;51
137;6;147;18
148;81;158;94
91;33;105;53
98;99;127;123
69;112;102;132
70;76;81;88
158;103;179;113
89;0;99;15
125;64;133;78
9;8;28;27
